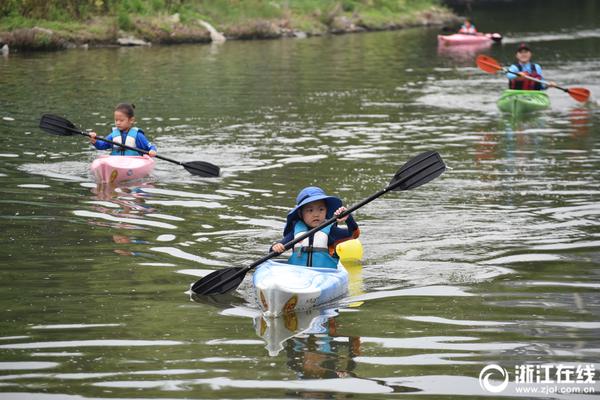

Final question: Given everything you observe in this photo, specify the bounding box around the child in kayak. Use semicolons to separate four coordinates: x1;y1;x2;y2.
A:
506;43;556;90
89;103;157;156
271;186;360;268
458;19;477;34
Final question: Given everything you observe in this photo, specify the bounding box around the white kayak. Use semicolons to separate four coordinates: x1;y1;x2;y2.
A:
252;259;349;317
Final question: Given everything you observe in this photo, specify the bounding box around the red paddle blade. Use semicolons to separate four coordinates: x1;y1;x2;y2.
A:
567;87;590;103
476;55;502;74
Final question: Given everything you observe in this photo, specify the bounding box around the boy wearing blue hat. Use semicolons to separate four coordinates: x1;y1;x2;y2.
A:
271;187;360;268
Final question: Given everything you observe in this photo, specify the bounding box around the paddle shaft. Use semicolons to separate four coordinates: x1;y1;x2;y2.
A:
61;124;189;166
499;65;575;94
197;184;395;295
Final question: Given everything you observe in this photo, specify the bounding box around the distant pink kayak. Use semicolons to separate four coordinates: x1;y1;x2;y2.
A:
437;33;502;46
91;155;155;184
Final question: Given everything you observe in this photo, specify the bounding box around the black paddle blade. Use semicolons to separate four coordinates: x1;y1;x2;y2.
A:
191;267;246;295
39;114;78;136
389;151;445;191
182;161;220;177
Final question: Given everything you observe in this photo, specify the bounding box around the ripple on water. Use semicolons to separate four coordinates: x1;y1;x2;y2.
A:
502;28;600;43
16;184;51;189
72;210;178;230
30;324;122;330
354;353;478;366
0;362;59;370
19;161;89;182
89;376;394;394
151;246;228;267
404;316;516;326
481;253;562;264
0;340;184;349
156;234;176;241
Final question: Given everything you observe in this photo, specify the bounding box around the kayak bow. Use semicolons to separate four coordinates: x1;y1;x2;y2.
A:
253;259;349;317
497;89;551;114
90;154;155;184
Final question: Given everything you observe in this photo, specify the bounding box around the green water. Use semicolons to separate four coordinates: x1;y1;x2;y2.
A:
1;1;599;398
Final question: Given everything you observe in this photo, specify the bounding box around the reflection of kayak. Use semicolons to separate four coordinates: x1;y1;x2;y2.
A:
253;260;349;317
437;40;492;62
497;89;551;114
437;33;501;45
254;307;338;356
90;154;155;184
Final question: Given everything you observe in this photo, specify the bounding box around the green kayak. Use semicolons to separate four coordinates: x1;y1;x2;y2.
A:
497;89;550;114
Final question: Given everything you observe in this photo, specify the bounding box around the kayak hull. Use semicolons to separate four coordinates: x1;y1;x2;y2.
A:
497;89;551;114
253;259;349;317
90;155;155;184
437;33;498;46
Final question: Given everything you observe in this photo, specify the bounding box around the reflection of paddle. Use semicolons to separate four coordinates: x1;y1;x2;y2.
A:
476;55;590;103
191;150;446;295
39;114;220;177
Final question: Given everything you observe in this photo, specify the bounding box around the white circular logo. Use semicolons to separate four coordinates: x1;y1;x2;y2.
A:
479;364;509;393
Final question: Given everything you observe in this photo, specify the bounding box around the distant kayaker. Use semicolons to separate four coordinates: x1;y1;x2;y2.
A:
89;103;157;156
458;19;477;34
506;43;556;90
271;186;360;268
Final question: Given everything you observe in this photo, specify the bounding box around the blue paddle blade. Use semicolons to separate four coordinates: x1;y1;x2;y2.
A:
389;151;445;191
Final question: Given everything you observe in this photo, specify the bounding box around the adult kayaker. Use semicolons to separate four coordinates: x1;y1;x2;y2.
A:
89;103;157;156
458;19;477;34
271;186;360;268
506;43;556;90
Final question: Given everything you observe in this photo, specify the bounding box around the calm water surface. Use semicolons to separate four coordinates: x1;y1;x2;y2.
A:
1;1;599;398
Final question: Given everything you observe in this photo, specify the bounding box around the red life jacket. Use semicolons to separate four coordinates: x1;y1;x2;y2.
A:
509;63;543;91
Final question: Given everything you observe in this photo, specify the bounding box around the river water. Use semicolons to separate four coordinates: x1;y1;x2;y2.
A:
1;1;599;398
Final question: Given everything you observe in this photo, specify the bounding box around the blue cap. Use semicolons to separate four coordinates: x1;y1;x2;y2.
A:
283;186;342;236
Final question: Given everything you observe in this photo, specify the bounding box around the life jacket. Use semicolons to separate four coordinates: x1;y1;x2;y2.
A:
509;63;543;91
459;24;476;34
110;127;141;156
288;221;339;268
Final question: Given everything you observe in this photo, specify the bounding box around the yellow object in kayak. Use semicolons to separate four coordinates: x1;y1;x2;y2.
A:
336;239;363;262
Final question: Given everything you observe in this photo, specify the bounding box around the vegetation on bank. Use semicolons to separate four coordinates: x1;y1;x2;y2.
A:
0;0;458;51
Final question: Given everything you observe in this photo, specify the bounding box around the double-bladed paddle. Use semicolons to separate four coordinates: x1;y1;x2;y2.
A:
476;55;590;103
39;114;220;177
191;150;446;296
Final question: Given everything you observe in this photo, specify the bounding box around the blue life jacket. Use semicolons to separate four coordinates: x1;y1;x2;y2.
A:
288;221;339;268
110;127;141;156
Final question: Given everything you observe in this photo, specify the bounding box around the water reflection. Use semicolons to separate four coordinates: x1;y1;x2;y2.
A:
283;317;360;380
437;42;492;64
568;107;591;138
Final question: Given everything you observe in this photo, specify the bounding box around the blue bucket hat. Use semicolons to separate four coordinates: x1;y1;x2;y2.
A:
283;186;343;236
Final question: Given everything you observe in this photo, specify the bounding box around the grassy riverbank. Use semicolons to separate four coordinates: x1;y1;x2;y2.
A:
0;0;458;51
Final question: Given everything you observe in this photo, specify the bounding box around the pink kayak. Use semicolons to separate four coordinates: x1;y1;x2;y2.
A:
90;155;155;184
437;33;502;46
